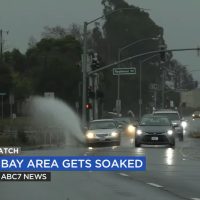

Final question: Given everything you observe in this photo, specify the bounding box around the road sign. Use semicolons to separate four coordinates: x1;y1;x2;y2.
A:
113;67;136;76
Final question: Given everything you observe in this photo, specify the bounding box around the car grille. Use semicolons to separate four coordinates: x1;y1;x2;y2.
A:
96;134;108;137
145;132;165;135
142;135;169;143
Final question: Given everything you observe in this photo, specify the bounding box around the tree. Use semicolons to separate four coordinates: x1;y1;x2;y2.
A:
26;31;82;106
4;49;26;73
41;26;68;39
89;0;164;115
171;59;196;90
67;23;83;42
12;72;33;99
0;65;13;93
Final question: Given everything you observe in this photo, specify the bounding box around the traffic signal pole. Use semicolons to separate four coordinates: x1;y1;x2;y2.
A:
82;22;88;125
161;67;165;108
88;47;200;76
89;75;93;121
82;8;138;125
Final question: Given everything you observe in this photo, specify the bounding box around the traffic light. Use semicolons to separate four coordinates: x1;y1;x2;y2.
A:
85;103;92;109
91;52;100;70
159;44;167;62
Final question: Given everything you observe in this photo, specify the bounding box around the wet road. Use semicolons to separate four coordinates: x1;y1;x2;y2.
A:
1;117;200;200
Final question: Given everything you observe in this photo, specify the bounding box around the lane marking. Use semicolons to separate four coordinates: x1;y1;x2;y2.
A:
147;182;163;188
191;198;200;200
119;173;129;177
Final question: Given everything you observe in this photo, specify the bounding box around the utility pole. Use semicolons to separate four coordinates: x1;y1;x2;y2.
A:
0;29;9;62
161;68;165;108
139;61;142;120
82;8;138;125
0;29;3;60
159;42;167;109
154;89;157;108
116;50;121;116
82;22;88;125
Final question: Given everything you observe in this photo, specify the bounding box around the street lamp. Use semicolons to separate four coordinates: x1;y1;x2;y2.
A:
139;54;159;120
82;8;136;125
117;37;159;116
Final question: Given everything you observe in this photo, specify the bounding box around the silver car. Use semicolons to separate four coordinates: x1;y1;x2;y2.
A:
85;119;121;146
153;109;185;141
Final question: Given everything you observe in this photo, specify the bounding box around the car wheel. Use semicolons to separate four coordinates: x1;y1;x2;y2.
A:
135;141;141;147
114;141;120;146
179;133;184;141
86;143;93;147
169;140;175;148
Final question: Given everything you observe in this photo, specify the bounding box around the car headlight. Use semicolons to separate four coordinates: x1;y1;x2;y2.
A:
111;131;119;137
86;132;95;139
127;125;135;133
167;130;173;135
136;129;143;135
192;114;195;117
181;121;187;129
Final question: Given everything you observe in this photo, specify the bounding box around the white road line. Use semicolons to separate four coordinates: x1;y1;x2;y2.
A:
191;198;200;200
147;182;163;188
119;173;129;177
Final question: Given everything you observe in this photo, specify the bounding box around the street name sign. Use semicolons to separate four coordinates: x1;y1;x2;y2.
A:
113;67;136;75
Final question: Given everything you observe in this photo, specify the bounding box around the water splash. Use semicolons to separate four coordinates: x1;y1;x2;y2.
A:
29;96;85;146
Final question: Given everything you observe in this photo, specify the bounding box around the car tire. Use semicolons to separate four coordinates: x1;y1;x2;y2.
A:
169;140;175;148
114;141;121;146
135;141;141;147
86;143;93;147
179;133;184;141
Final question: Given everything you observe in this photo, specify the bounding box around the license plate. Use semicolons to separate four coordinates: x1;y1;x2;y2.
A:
151;137;158;141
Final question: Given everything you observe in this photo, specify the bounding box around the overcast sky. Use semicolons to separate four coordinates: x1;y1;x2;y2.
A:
0;0;200;80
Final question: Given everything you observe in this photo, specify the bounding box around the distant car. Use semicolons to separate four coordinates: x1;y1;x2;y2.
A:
192;111;200;120
85;119;121;146
114;117;137;137
153;109;185;141
135;115;175;148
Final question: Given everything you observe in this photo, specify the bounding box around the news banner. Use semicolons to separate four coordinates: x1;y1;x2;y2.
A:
0;147;146;181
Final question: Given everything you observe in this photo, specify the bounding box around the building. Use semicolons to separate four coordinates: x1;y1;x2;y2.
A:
181;89;200;108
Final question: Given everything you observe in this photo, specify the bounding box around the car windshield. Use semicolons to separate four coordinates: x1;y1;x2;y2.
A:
140;117;170;126
154;113;180;121
89;121;116;130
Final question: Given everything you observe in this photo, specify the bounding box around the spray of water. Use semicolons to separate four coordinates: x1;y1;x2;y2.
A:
29;96;85;146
